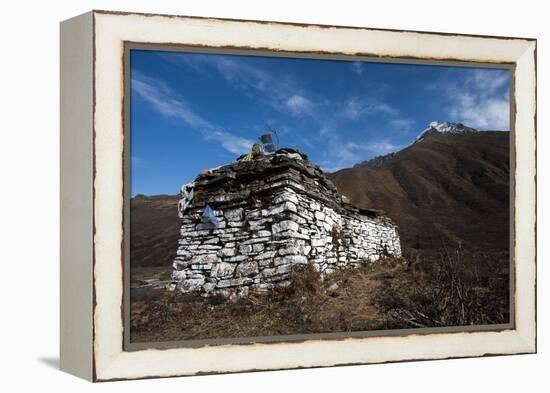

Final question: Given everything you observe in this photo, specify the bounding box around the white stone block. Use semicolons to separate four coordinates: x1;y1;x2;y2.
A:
272;220;299;234
224;207;244;221
211;262;235;278
179;278;205;292
236;261;259;277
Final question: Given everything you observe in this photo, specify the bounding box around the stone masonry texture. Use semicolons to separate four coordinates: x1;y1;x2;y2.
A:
169;149;401;298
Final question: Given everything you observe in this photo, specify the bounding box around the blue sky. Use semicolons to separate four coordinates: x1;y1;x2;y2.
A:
131;49;510;196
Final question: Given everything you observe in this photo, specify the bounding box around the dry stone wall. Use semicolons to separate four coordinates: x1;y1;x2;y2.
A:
169;150;401;298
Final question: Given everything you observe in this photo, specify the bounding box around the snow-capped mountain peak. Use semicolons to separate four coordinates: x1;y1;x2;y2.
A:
415;121;478;142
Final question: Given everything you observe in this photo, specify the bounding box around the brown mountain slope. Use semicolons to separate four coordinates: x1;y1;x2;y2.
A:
328;131;510;252
130;131;509;267
130;194;180;267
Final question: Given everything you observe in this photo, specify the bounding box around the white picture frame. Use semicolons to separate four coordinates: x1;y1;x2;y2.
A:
60;10;536;381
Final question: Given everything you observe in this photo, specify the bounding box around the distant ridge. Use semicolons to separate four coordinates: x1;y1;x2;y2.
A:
130;122;510;267
355;121;480;169
330;128;509;252
354;152;396;169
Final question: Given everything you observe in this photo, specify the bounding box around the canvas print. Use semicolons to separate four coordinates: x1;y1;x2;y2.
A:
128;49;511;345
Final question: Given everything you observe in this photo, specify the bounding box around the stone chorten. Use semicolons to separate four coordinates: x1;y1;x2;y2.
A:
170;148;401;297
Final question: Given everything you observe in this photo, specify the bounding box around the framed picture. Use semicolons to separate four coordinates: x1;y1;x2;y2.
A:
60;10;537;381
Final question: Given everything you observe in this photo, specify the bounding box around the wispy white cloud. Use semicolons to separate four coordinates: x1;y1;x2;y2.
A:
345;140;402;155
161;53;319;118
387;118;416;132
286;95;314;115
316;99;407;170
448;92;509;131
350;62;365;76
214;57;272;93
339;98;414;138
371;103;399;116
156;53;410;170
132;72;255;155
431;69;510;130
320;135;403;172
342;98;399;120
132;72;214;130
158;53;214;75
342;98;363;120
205;130;256;155
469;69;509;91
319;125;332;135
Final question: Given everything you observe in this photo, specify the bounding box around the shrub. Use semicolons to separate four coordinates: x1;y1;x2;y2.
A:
377;245;509;328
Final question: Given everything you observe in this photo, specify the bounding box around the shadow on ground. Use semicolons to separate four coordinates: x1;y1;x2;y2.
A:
37;357;59;370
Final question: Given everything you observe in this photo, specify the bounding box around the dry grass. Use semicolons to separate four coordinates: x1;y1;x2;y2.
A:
377;246;510;328
130;249;509;343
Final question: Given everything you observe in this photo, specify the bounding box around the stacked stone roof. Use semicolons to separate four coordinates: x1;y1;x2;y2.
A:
190;148;389;223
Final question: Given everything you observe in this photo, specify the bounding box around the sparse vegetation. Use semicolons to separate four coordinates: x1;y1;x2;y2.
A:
376;246;509;328
130;248;509;343
129;130;511;344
